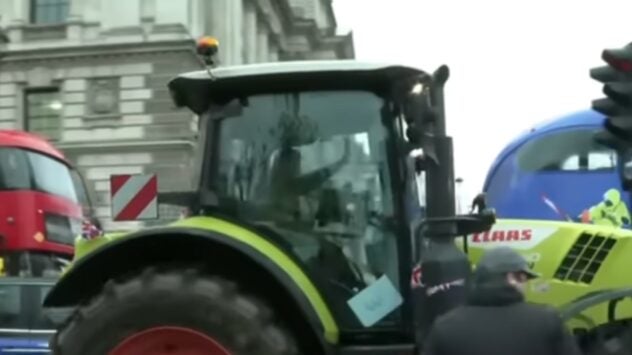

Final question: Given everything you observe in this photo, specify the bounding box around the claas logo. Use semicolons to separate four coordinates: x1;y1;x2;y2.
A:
471;229;533;243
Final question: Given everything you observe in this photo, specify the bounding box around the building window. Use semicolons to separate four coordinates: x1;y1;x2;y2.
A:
30;0;70;25
25;88;63;141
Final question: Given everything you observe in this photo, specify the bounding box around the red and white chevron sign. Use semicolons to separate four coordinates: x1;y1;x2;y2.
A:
110;174;158;221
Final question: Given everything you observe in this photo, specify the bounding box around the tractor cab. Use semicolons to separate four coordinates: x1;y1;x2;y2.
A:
169;61;429;334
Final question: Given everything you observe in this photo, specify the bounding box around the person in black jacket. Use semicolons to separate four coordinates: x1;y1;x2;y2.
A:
422;246;581;355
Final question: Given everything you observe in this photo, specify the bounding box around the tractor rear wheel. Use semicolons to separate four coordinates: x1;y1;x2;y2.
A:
50;268;299;355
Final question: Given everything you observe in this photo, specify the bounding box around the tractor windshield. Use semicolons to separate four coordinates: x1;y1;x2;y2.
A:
209;90;404;329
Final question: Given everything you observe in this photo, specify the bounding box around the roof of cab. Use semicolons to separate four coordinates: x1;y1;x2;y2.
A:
0;130;68;162
168;60;428;114
174;60;425;81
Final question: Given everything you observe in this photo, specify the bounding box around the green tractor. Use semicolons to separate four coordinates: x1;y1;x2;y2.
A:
43;39;632;354
44;39;494;355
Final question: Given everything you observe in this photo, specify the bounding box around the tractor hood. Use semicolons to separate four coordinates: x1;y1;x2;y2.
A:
463;218;632;330
463;218;632;286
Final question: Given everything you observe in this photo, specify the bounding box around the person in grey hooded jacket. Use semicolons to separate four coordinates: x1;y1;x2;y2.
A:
423;246;581;355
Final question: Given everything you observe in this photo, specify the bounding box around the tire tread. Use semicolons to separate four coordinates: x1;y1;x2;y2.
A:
51;267;299;355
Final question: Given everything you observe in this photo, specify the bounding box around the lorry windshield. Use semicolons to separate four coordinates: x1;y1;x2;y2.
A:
485;127;628;225
0;147;78;203
211;90;404;329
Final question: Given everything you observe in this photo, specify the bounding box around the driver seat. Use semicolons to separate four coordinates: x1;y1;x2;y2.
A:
307;188;367;291
305;190;368;328
267;147;304;220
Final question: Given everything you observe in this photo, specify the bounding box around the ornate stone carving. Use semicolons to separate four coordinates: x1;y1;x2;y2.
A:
26;66;53;87
88;77;118;115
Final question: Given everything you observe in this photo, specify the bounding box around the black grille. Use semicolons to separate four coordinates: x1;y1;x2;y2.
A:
553;232;617;284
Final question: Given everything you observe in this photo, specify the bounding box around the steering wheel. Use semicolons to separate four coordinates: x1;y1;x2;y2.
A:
306;238;368;293
327;279;360;297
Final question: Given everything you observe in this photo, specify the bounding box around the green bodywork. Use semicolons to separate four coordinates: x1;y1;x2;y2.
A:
65;216;632;341
462;218;632;332
68;215;340;344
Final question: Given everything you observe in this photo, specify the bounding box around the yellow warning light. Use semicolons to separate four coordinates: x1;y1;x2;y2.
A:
196;36;219;57
34;232;45;243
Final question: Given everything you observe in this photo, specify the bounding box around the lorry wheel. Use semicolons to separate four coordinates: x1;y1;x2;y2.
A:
51;268;299;355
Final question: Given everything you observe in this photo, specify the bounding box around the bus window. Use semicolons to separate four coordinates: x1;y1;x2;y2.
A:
0;148;30;190
517;129;616;172
27;151;78;203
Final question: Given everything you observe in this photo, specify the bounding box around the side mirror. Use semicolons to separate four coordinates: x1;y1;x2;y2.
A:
413;199;496;258
416;210;496;241
456;209;496;235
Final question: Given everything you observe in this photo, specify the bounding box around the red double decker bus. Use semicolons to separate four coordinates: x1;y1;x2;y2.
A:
0;130;94;277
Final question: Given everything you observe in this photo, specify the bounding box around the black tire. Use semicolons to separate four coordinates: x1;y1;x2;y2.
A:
51;267;300;355
585;324;632;355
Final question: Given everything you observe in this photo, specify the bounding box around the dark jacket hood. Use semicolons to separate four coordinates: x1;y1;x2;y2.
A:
466;274;524;306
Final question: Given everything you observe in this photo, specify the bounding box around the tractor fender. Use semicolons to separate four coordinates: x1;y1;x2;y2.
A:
559;287;632;326
43;223;339;347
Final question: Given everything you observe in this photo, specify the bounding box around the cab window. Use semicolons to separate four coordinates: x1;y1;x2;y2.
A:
516;128;616;172
211;90;403;329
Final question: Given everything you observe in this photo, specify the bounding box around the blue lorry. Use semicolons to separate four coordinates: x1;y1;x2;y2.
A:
483;109;632;228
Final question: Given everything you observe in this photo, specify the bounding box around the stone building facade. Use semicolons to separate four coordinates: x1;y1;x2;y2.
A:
0;0;354;231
